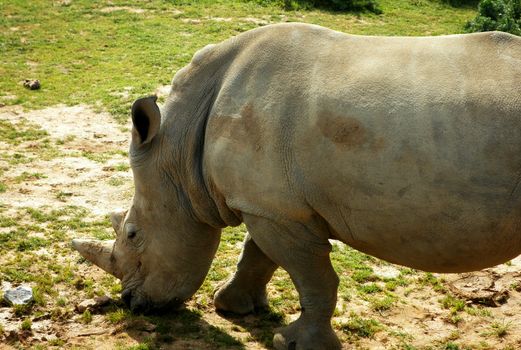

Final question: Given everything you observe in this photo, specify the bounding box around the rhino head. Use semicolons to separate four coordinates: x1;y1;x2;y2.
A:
72;96;221;313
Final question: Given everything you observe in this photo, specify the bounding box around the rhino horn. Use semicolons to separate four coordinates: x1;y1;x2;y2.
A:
72;239;121;278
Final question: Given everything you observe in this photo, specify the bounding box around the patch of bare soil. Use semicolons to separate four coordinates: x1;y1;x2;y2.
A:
346;258;521;350
0;104;520;349
0;105;132;217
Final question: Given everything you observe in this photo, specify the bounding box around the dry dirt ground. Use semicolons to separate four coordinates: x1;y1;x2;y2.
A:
0;103;520;349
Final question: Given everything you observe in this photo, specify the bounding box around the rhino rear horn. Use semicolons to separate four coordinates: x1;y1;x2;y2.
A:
72;239;121;279
131;95;161;145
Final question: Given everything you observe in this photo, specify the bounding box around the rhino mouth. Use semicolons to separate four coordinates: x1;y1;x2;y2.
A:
121;288;183;314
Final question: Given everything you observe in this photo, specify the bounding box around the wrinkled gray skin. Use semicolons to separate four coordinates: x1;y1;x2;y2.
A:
73;23;521;349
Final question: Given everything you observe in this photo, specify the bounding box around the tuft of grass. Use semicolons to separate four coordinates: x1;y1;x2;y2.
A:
486;320;512;338
16;236;48;252
358;283;383;295
55;191;73;202
81;309;93;324
20;318;32;331
114;163;130;171
108;176;126;186
14;172;46;183
49;338;65;347
369;294;396;312
465;306;492;317
340;312;383;338
419;272;446;293
443;342;460;350
440;295;466;314
351;269;378;283
55;135;76;145
13;304;33;317
107;308;130;324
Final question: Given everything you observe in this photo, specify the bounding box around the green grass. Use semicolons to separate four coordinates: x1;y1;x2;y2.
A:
0;119;49;145
485;320;512;338
81;309;93;324
440;295;467;314
339;312;383;339
20;318;32;331
0;0;476;123
14;171;47;183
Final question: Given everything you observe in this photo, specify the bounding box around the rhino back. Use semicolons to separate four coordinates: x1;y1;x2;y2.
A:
201;23;521;272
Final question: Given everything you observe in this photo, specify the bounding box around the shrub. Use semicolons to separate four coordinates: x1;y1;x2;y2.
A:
465;0;521;35
442;0;479;7
262;0;382;13
315;0;381;13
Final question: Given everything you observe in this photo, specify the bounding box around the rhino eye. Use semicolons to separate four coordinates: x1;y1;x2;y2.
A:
124;223;139;240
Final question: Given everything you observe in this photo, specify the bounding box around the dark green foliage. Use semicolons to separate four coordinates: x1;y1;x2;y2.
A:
265;0;382;13
442;0;479;7
466;0;521;35
311;0;382;13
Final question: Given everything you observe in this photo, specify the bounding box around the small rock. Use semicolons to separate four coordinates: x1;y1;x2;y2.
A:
75;299;96;313
3;286;33;306
23;79;40;90
75;295;111;313
1;281;12;290
46;334;58;342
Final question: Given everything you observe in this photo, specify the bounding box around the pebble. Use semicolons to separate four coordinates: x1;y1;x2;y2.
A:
3;286;33;306
75;295;111;313
76;299;96;313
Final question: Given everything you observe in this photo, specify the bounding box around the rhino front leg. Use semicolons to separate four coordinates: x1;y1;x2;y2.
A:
243;215;341;350
214;233;278;314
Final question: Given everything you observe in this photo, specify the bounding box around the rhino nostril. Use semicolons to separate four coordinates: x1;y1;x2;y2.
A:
122;289;132;308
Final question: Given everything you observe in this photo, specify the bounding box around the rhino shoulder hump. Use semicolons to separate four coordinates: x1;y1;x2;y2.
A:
192;43;218;66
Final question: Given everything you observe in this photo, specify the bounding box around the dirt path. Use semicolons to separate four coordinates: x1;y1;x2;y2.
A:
0;105;520;349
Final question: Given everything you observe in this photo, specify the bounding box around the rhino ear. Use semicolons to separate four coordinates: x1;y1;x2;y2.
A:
131;96;160;146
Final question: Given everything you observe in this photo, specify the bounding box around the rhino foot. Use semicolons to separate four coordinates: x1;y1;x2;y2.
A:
213;278;269;315
273;318;341;350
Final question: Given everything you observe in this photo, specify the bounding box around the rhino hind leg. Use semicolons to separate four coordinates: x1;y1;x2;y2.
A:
214;233;278;314
242;215;342;350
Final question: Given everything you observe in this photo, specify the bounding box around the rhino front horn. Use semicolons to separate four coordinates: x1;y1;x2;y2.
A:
72;239;121;279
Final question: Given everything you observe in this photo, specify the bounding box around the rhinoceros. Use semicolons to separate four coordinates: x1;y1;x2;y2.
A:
72;23;521;349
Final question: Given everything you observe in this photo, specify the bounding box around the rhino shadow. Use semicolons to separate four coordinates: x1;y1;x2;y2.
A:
117;307;247;349
216;308;286;349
